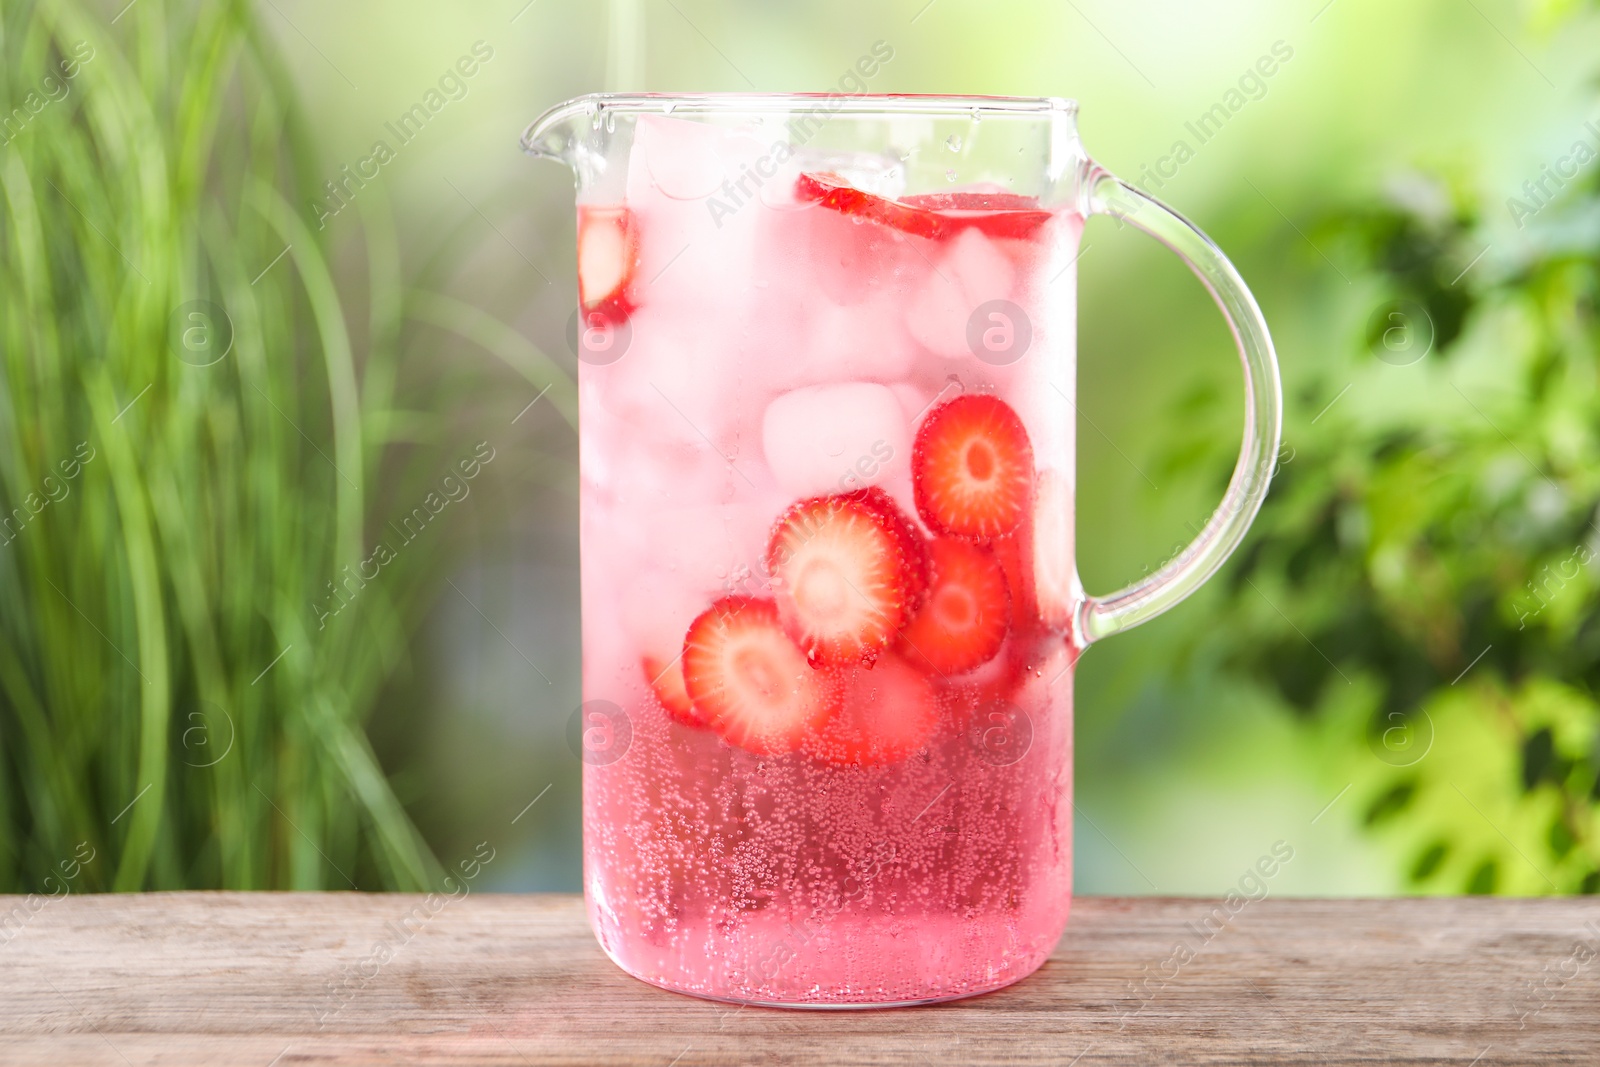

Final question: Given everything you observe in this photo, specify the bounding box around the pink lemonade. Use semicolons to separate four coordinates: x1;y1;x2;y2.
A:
576;114;1084;1006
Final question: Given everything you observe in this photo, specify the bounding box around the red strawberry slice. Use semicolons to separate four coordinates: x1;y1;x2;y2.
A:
898;537;1011;676
842;486;930;616
641;654;706;728
796;171;944;240
681;597;838;755
901;191;1055;240
576;205;638;320
807;653;941;768
913;394;1035;540
797;173;1056;242
766;493;916;665
990;528;1035;637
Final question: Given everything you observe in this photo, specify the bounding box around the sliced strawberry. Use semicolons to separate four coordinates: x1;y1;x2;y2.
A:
912;394;1035;540
807;653;940;768
796;172;943;240
797;173;1057;243
901;191;1055;240
766;494;915;665
898;537;1011;676
681;597;838;755
990;527;1035;636
576;205;638;320
641;654;706;728
842;486;930;616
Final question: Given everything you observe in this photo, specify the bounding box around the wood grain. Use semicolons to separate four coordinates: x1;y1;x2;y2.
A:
0;893;1595;1065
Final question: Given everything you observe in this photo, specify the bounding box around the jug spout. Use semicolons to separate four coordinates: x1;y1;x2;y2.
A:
520;97;592;166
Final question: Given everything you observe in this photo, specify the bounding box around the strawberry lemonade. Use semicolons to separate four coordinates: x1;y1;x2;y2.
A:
573;112;1084;1005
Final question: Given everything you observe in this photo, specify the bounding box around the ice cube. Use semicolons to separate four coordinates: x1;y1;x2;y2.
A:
644;503;776;601
582;390;741;513
799;199;927;307
905;228;1017;359
793;294;918;386
625;116;774;316
634;116;732;201
745;287;925;400
761;382;910;499
588;326;744;454
889;381;928;424
620;568;711;661
1031;467;1076;631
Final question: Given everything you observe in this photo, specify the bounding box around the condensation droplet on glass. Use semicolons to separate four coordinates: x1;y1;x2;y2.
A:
605;110;616;133
946;169;957;182
945;134;962;152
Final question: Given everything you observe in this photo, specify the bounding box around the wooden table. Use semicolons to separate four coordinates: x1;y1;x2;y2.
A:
1;893;1595;1065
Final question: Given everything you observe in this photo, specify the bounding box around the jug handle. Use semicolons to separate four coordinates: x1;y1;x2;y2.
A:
1072;164;1283;647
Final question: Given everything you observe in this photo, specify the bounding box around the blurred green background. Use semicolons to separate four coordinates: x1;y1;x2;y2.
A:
4;0;1600;897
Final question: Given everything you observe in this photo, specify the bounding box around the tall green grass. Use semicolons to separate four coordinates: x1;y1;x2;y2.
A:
0;0;572;891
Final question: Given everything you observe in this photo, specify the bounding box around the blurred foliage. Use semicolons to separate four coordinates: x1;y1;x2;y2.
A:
4;0;1596;898
0;0;571;891
1181;139;1600;893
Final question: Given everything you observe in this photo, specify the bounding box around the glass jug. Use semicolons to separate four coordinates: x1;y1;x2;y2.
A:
523;93;1280;1007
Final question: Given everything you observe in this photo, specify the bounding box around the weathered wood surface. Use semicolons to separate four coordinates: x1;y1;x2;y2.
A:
0;893;1595;1065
